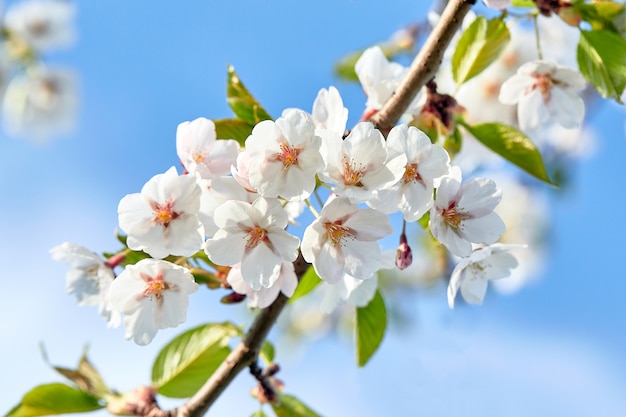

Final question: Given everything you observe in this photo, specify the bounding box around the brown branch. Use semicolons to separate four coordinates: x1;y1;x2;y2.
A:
370;0;477;132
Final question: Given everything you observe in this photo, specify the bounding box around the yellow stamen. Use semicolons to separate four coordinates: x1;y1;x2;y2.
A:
245;226;268;249
325;222;353;246
277;143;300;169
342;158;365;186
402;163;423;185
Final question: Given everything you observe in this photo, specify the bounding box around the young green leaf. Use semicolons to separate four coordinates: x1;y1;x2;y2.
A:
227;65;272;125
577;30;626;102
6;384;103;417
461;122;553;184
214;118;254;147
250;411;269;417
271;394;322;417
356;290;387;367
151;322;242;398
451;16;510;87
574;1;625;31
511;0;536;7
259;340;275;366
288;266;322;304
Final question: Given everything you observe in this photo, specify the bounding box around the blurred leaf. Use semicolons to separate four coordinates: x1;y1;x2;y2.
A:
259;340;275;366
250;411;269;417
443;126;463;157
152;322;242;398
574;1;625;31
334;42;412;82
577;30;626;102
288;266;322;303
511;0;535;7
271;394;322;417
214;118;253;147
6;384;103;417
356;290;386;367
227;65;272;125
451;16;510;87
462;122;553;184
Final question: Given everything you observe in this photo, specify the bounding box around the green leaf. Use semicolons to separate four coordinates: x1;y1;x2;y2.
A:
451;16;510;87
462;122;553;184
334;43;410;82
259;340;275;366
577;30;626;102
574;1;625;31
214;118;253;147
511;0;536;7
250;411;269;417
6;383;103;417
356;290;386;367
151;322;241;398
288;266;322;304
227;65;272;125
271;394;322;417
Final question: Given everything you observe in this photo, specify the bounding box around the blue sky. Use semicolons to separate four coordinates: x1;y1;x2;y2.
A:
1;1;625;416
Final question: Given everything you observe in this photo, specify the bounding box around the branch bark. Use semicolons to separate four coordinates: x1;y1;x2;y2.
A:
153;1;476;416
370;0;476;132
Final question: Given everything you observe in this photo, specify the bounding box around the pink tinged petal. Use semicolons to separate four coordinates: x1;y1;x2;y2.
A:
157;215;204;258
320;196;359;222
266;229;299;262
213;200;255;230
342;240;382;279
345;123;387;168
282;165;314;200
448;258;472;308
123;302;159;345
369;186;403;214
419;146;451;184
249;281;282;309
312;86;348;133
277;109;316;147
552;67;586;90
241;244;282;289
457;178;502;216
202;139;240;178
252;197;289;229
480;250;519;280
157;290;191;328
460;273;489;305
460;212;505;244
248;153;285;198
204;230;247;266
434;176;461;209
314;242;346;284
279;262;298;297
109;267;150;315
362;150;407;190
548;87;584;129
343;208;393;241
118;193;154;235
499;74;534;105
400;182;433;222
517;89;548;131
245;120;280;153
226;264;248;294
430;213;473;257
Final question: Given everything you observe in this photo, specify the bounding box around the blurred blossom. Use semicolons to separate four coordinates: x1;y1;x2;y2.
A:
4;0;75;52
3;67;77;140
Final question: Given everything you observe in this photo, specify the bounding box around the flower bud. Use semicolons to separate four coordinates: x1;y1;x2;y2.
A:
396;233;413;270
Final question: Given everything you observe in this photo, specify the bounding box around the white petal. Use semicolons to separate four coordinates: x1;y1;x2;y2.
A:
499;74;534;105
548;87;584;129
460;274;489;305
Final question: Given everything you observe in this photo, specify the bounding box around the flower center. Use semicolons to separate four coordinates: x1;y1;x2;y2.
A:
325;221;354;246
441;203;469;228
342;157;365;186
245;226;268;249
532;73;553;96
277;142;300;169
141;273;170;300
151;200;179;227
402;163;424;185
192;151;206;164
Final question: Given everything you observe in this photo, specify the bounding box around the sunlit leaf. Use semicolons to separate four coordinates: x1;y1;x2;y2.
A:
151;322;242;398
462;122;553;184
250;411;269;417
227;65;272;125
271;394;322;417
511;0;536;7
577;30;626;102
6;384;103;417
288;266;322;304
214;118;254;147
451;16;510;87
259;340;275;366
356;290;386;367
574;1;625;31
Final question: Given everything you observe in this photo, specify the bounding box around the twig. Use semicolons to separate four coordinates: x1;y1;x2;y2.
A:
370;0;476;132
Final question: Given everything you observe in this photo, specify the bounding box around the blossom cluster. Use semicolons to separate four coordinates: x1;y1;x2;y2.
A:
0;0;77;140
51;45;531;345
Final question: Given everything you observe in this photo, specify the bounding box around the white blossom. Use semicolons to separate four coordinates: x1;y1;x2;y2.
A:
482;0;511;10
448;244;522;308
320;274;379;314
3;68;77;140
301;196;393;284
227;261;298;308
118;166;204;259
430;167;505;257
50;242;120;328
108;259;198;345
369;124;450;221
4;0;75;52
198;176;256;237
319;122;406;203
244;109;323;200
312;86;348;135
204;197;299;290
176;117;239;180
499;60;586;131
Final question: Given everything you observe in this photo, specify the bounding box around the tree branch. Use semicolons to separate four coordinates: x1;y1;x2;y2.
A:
370;0;476;132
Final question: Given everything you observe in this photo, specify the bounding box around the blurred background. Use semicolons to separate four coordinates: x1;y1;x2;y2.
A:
1;1;625;416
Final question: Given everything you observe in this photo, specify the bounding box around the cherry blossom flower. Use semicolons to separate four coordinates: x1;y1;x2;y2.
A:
108;259;198;345
3;67;77;140
448;244;523;308
355;46;422;116
118;166;204;259
4;0;75;52
227;261;298;309
198;176;256;237
311;86;348;136
204;197;299;290
499;60;586;131
244;109;323;200
368;124;450;221
176;117;239;180
320;274;379;314
319;122;407;203
50;242;120;328
430;167;505;257
301;196;393;284
483;0;511;10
